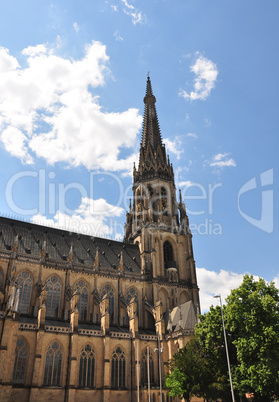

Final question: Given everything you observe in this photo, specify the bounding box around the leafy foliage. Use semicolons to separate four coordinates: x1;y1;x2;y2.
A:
165;276;279;401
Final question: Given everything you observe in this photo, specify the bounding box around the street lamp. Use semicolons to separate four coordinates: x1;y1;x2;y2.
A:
155;323;163;402
214;294;235;402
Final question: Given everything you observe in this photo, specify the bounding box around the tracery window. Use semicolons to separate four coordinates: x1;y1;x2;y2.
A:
16;271;32;314
100;284;114;322
140;348;154;385
43;341;63;386
46;276;61;318
163;241;174;269
79;344;95;387
111;346;125;388
12;338;28;383
74;280;89;321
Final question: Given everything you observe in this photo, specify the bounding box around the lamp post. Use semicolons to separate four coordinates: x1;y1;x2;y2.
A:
214;294;235;402
155;323;163;402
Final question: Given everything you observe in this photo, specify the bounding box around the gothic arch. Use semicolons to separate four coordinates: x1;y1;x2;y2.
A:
158;287;168;313
74;279;89;321
162;238;176;269
12;336;29;383
16;270;33;314
179;290;190;305
111;345;126;388
78;343;96;387
45;274;62;318
43;340;63;386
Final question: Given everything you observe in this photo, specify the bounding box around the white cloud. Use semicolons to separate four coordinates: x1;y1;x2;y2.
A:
197;267;279;313
111;5;118;12
164;137;183;160
0;42;142;172
178;180;194;188
197;268;248;313
121;0;146;25
114;30;123;41
186;132;198;139
210;153;236;168
179;53;218;101
73;22;79;32
32;196;124;238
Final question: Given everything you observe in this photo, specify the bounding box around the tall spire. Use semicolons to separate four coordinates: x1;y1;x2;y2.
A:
141;76;163;151
134;76;174;183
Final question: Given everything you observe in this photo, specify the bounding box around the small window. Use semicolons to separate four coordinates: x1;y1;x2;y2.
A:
111;347;125;388
13;338;28;383
43;341;63;386
79;344;95;387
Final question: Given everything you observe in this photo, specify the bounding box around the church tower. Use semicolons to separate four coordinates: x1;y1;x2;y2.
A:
124;76;200;314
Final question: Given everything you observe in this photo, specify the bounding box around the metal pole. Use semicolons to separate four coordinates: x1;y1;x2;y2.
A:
137;341;140;402
147;346;151;402
157;335;163;402
214;294;235;402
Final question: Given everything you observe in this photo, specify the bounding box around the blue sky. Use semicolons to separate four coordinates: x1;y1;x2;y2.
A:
0;0;278;311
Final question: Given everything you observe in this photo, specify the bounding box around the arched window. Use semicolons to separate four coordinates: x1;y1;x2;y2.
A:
43;341;63;386
74;280;89;321
79;344;95;387
125;287;139;324
163;241;174;269
141;348;154;385
12;338;28;383
46;276;61;318
111;346;125;388
161;187;168;213
101;284;114;322
16;271;32;314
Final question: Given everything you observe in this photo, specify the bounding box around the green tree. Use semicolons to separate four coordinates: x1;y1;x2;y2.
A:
165;276;279;401
225;275;279;401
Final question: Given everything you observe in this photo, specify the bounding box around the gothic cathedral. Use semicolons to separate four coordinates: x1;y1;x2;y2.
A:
0;77;200;402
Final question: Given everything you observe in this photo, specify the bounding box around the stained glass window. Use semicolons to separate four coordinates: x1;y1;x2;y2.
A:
79;344;95;387
111;347;125;388
43;341;62;386
100;284;114;322
16;271;32;314
46;276;61;318
74;280;89;321
140;348;154;385
13;338;28;383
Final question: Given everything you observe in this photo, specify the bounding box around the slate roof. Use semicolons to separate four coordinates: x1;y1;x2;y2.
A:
0;216;141;275
167;300;198;332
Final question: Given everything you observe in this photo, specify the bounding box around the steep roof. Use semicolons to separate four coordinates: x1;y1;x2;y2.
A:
0;216;141;275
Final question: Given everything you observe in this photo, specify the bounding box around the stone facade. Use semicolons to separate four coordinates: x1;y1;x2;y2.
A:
0;77;200;401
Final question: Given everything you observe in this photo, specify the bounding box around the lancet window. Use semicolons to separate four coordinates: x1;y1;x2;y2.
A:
46;276;61;318
79;344;95;387
111;346;125;388
140;347;154;385
163;241;174;269
74;280;89;321
16;271;32;314
12;338;29;383
43;341;63;386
